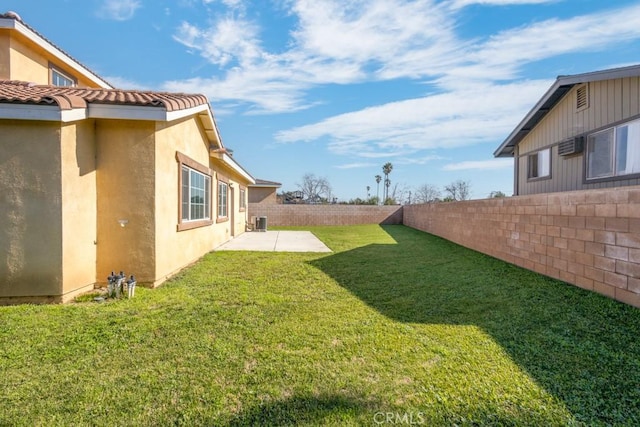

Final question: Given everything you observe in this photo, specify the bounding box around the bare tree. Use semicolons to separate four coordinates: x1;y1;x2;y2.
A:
388;182;410;205
414;184;441;203
444;180;471;201
297;173;332;203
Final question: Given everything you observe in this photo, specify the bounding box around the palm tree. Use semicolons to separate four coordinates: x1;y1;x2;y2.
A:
382;162;393;201
375;175;382;205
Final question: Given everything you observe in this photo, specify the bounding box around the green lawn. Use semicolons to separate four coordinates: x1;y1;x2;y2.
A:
2;225;640;426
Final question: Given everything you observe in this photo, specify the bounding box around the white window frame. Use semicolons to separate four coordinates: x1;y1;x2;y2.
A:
527;147;551;180
182;166;211;222
50;66;76;87
176;152;213;231
239;187;246;211
218;181;228;219
586;118;640;180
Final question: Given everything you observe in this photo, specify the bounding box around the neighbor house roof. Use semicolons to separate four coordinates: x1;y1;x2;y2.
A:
0;11;113;89
494;64;640;158
250;179;282;188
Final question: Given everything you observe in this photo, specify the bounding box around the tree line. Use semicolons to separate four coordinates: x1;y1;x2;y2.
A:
278;165;506;205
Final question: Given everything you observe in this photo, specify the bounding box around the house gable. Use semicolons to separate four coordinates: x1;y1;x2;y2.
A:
0;12;111;88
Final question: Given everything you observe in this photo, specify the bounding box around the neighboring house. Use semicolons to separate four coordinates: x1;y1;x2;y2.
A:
495;65;640;196
0;12;254;304
248;178;282;205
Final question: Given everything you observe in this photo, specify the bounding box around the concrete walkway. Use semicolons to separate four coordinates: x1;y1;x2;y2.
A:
215;231;332;252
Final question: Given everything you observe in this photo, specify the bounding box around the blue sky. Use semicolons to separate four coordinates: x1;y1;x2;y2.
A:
5;0;640;201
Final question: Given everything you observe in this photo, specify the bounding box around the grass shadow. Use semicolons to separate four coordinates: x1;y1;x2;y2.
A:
309;225;640;425
226;393;376;426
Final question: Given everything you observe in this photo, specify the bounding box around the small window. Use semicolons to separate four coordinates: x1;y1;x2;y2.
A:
218;181;228;218
528;148;551;179
239;188;246;210
50;66;76;87
586;118;640;180
576;84;588;111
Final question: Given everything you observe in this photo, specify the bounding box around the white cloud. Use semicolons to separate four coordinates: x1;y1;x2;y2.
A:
335;162;378;169
448;0;558;9
97;0;141;21
443;159;513;171
168;0;459;112
173;17;262;67
167;1;640;117
163;0;640;166
275;80;550;157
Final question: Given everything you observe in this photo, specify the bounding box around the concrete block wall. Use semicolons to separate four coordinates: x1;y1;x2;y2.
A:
403;186;640;308
248;204;403;226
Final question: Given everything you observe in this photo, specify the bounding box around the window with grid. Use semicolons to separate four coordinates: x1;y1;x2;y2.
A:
218;181;228;218
51;67;76;87
239;188;246;210
181;166;210;221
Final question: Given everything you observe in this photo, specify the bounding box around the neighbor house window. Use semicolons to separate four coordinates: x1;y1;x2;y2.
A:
50;66;76;87
218;180;228;219
176;152;213;231
586;118;640;180
528;148;551;179
239;187;246;211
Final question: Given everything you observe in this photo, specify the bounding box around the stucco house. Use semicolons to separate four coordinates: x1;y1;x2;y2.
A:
495;65;640;196
0;12;254;304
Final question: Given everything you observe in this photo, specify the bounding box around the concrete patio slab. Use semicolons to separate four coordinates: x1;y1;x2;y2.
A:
215;231;332;252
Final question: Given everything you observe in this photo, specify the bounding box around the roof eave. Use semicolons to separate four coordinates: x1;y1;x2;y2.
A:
210;150;255;184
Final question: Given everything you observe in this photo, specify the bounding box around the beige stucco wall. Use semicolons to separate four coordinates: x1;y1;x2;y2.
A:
153;117;222;283
1;111;253;301
60;121;97;298
9;34;49;84
0;120;63;298
0;30;9;80
96;120;156;284
153;117;253;284
249;186;277;204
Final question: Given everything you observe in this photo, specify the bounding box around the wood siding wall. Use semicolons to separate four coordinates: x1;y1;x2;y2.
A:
518;77;640;195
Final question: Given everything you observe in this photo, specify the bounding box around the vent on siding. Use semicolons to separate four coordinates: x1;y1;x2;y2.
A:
576;84;588;110
558;136;584;156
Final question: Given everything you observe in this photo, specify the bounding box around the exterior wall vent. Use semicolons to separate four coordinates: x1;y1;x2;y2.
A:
576;84;588;110
558;136;584;156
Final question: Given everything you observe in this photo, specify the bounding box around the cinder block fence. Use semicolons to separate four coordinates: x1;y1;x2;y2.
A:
248;204;403;226
404;187;640;308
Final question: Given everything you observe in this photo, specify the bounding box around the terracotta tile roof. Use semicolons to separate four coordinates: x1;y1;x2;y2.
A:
1;11;113;88
0;80;210;112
